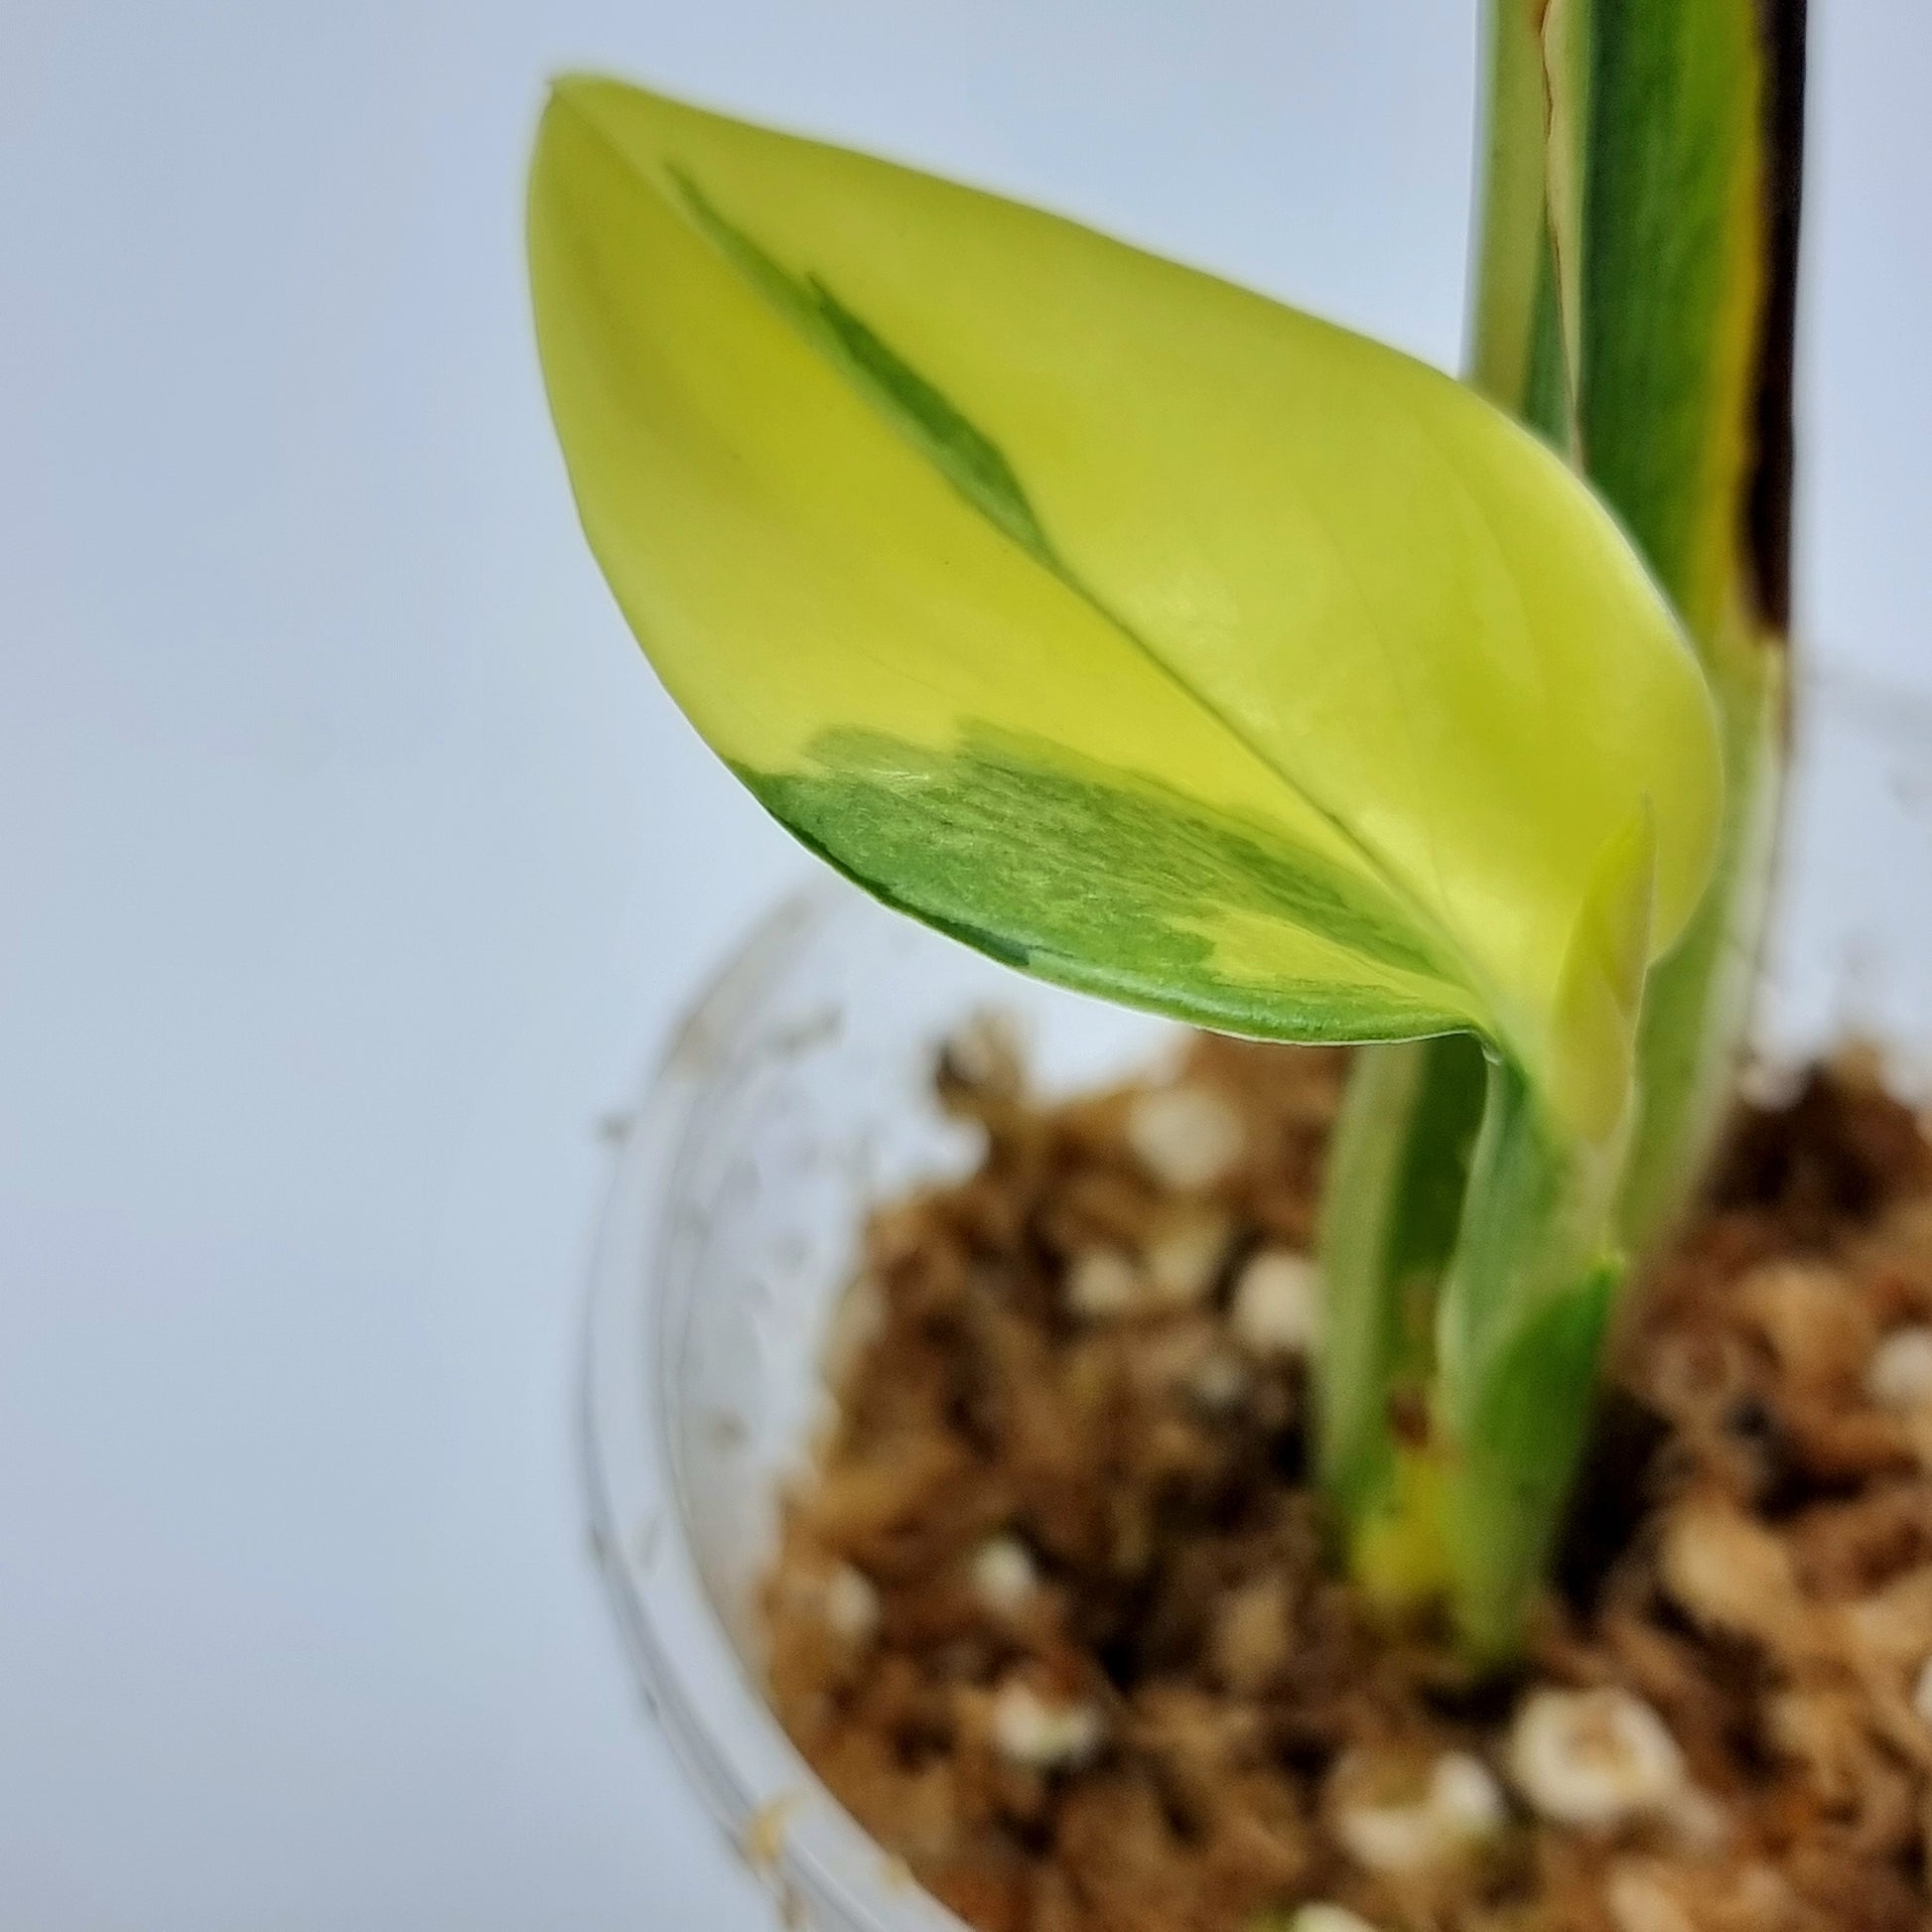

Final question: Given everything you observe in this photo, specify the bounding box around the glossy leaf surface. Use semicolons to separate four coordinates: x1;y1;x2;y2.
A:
529;78;1721;1111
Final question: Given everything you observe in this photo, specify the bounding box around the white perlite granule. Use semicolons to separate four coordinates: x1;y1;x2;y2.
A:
1230;1249;1320;1357
1508;1688;1685;1829
989;1680;1105;1770
1126;1084;1246;1191
1333;1751;1507;1875
1868;1325;1932;1411
970;1535;1039;1615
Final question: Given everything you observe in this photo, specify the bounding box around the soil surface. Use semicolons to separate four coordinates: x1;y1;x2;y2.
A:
764;1031;1932;1931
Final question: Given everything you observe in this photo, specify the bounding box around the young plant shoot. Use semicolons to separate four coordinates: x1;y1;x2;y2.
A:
1319;0;1803;1644
527;73;1725;1659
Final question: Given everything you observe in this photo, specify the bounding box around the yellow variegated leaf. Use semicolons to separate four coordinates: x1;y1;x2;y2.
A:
528;77;1721;1107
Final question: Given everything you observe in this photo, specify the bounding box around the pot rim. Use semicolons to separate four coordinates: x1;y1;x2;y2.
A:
584;879;970;1932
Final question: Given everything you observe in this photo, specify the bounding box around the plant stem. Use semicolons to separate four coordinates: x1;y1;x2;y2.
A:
1317;1034;1484;1599
1618;626;1784;1249
1436;1058;1622;1659
1606;0;1806;1249
1468;0;1555;415
1315;0;1805;1657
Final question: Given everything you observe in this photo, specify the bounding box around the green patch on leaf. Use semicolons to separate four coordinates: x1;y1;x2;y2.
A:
672;167;1062;571
743;726;1479;1044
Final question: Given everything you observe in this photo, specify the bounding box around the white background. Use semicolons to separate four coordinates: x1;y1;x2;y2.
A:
5;3;1930;1925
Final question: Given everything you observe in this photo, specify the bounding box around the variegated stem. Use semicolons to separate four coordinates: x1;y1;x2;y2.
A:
1437;1058;1625;1658
1610;0;1805;1251
1317;0;1805;1650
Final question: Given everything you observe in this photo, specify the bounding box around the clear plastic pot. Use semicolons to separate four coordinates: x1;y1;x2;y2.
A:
583;670;1932;1931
